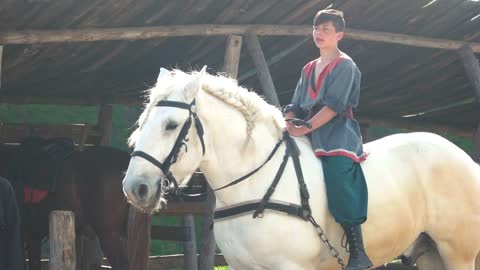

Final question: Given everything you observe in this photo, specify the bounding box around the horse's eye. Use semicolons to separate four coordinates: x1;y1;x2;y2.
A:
166;122;178;131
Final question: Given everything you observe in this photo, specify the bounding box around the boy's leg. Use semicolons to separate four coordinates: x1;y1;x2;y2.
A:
321;156;372;270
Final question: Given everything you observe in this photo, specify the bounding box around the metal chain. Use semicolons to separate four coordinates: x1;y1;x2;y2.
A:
308;215;346;270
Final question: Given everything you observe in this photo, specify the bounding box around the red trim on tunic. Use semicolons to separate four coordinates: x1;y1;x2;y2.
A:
315;149;368;163
306;55;347;100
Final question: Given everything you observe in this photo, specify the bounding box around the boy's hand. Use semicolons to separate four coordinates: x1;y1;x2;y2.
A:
284;111;296;131
286;124;311;137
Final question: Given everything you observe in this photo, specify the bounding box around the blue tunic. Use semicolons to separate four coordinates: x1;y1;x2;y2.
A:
291;53;366;162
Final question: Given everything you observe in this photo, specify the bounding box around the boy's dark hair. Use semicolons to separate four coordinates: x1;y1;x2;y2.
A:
313;9;345;32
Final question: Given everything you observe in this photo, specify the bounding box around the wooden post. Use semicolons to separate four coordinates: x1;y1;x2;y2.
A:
97;104;113;145
245;31;280;107
0;45;3;89
473;123;480;163
183;214;198;270
127;206;151;270
49;211;76;270
78;124;90;151
223;35;242;78
76;229;103;270
458;45;480;162
198;35;242;270
198;185;216;270
360;124;369;143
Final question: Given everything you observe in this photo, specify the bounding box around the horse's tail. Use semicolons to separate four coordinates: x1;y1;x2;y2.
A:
127;206;151;270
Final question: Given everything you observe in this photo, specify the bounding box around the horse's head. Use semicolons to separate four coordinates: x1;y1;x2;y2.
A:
123;67;207;213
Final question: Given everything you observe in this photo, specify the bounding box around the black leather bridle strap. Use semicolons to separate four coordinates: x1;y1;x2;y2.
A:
130;99;205;194
131;150;164;170
253;139;290;218
213;137;286;192
286;134;311;219
158;100;206;156
157;100;192;110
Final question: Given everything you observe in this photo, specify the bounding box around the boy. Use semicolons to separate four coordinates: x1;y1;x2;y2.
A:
284;9;372;270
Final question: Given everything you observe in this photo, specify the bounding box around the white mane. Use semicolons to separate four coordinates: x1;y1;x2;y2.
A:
129;69;284;146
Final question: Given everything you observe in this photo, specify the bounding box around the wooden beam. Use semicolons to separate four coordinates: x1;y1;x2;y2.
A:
41;255;228;270
458;45;480;162
458;45;480;102
1;25;480;53
147;255;227;269
154;200;208;215
245;32;280;107
361;124;370;143
223;35;242;78
127;206;151;270
0;122;102;145
198;185;216;270
97;105;112;146
239;37;309;82
49;211;76;270
473;122;480;163
0;95;141;105
358;116;476;139
0;45;3;89
151;225;191;241
182;214;198;270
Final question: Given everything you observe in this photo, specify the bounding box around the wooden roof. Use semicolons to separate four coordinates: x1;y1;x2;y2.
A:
0;0;479;135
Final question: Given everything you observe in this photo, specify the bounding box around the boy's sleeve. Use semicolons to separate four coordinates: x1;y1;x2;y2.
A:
321;60;360;113
291;70;306;105
283;70;307;119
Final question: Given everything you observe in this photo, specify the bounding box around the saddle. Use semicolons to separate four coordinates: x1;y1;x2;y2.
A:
11;137;75;203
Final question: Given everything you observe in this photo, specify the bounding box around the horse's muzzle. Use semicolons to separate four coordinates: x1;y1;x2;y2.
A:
123;177;164;212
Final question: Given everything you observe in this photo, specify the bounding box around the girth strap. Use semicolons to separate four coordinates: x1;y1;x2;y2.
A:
215;201;307;220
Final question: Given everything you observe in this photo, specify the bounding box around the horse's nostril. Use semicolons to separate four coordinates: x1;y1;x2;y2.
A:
136;183;149;200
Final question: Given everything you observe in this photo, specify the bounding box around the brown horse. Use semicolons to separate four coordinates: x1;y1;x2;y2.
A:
0;144;149;270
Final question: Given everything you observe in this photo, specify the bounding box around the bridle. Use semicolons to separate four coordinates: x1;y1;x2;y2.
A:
130;100;205;194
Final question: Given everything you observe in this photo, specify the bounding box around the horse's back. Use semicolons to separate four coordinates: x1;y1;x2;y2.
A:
360;132;480;263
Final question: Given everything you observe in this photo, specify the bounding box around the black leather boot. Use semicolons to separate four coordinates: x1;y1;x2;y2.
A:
341;224;373;270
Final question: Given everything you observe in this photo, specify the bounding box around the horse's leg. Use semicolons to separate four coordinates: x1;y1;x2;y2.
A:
435;241;476;270
400;233;446;270
475;251;480;270
27;236;42;270
97;230;129;270
414;249;446;270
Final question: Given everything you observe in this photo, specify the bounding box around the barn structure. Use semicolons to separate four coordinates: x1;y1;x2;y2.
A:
0;0;479;269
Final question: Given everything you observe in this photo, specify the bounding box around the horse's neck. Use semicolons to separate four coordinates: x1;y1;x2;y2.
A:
197;92;284;205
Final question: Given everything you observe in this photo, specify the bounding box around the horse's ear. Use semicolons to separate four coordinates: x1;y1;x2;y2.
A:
157;67;170;82
184;66;207;100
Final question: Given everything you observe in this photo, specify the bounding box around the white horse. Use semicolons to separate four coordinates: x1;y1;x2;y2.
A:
123;67;480;270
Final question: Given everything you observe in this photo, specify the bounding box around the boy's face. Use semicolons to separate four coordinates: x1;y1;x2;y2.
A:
312;21;344;50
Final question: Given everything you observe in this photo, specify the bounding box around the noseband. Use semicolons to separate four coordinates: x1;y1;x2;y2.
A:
131;100;205;194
